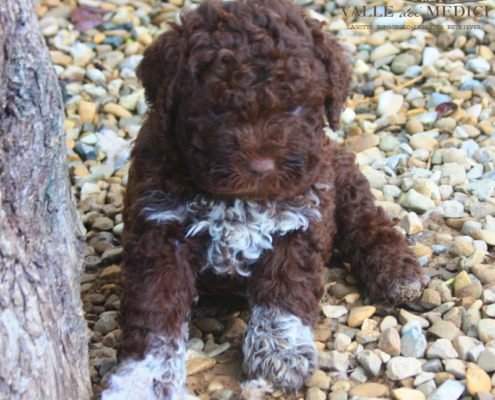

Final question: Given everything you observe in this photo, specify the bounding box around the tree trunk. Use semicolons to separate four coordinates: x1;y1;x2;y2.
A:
0;0;91;399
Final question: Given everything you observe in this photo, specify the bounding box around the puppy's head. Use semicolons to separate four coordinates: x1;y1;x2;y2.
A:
137;0;351;200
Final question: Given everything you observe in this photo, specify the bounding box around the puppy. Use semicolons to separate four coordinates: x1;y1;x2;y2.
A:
102;0;426;398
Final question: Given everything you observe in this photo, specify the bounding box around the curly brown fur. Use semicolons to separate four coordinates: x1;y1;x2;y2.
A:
103;0;426;398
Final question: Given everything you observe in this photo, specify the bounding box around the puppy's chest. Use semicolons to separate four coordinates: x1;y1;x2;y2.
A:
185;196;321;277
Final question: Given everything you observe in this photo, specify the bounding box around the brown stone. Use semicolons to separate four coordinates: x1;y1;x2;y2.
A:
78;100;97;123
349;383;389;397
466;368;492;396
348;306;376;328
345;133;380;153
186;357;216;376
100;265;122;280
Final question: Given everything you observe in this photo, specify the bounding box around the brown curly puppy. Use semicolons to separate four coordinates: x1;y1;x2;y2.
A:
102;0;426;398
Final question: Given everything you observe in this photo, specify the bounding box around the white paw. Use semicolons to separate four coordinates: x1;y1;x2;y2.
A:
240;378;274;400
102;332;187;400
242;305;318;391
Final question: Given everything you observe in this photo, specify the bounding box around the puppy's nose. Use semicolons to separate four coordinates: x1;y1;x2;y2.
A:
247;158;275;176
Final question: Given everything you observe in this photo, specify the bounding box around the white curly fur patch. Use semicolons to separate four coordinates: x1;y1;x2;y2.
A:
242;305;318;391
240;378;274;400
388;275;427;304
101;327;187;400
143;187;326;277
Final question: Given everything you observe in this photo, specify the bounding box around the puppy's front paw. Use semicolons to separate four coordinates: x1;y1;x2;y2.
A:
102;354;186;400
242;305;318;393
240;379;274;400
387;274;429;305
364;254;428;305
102;333;187;400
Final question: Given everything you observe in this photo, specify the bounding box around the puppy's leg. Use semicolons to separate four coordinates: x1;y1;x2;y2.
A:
333;149;426;304
241;234;323;398
101;229;197;400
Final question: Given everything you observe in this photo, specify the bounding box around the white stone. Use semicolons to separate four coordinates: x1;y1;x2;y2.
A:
423;47;440;66
322;305;348;319
386;357;422;380
377;90;404;116
399;212;423;235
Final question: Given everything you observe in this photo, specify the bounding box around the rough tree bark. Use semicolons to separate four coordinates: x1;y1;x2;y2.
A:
0;0;91;399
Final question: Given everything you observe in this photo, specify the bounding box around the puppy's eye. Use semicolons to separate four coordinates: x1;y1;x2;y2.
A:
289;106;303;116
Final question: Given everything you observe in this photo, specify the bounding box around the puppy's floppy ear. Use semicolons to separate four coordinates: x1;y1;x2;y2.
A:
136;25;184;109
309;22;352;131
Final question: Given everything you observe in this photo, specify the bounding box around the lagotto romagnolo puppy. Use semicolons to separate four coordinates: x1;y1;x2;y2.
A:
101;0;426;398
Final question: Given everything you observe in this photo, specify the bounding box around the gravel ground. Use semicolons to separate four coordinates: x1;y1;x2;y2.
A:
35;0;495;399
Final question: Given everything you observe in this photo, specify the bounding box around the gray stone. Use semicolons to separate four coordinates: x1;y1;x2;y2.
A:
412;112;438;128
371;43;400;62
383;185;402;198
461;139;480;158
380;136;401;152
460;78;485;91
422;359;443;373
333;333;351;352
379;327;401;356
405;65;422;78
423;47;440;66
322;305;348;319
414;371;435;386
478;319;495;343
391;53;417;75
426;339;459;359
385;357;422;380
477;348;495;372
434;117;456;133
349;366;368;383
441;201;465;218
305;387;326;400
441;164;467;186
464;180;495;201
306;370;330;390
472;265;495;285
475;148;495;164
319;351;349;372
482;289;495;304
74;141;98;161
416;379;436;397
362;170;387;190
93;315;118;335
428;320;457;341
484;215;495;231
468;344;485;363
426;379;465;400
399;189;436;214
443;359;466;379
357;350;382;376
470;203;495;219
426;93;452;109
186;338;205;351
399;309;430;328
136;99;148;116
206;342;230;358
467;164;484;180
86;68;106;86
453;336;480;361
356;330;381;344
462;221;483;236
432;245;449;255
98;358;117;378
328;391;348;400
466;57;491;73
401;324;426;358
